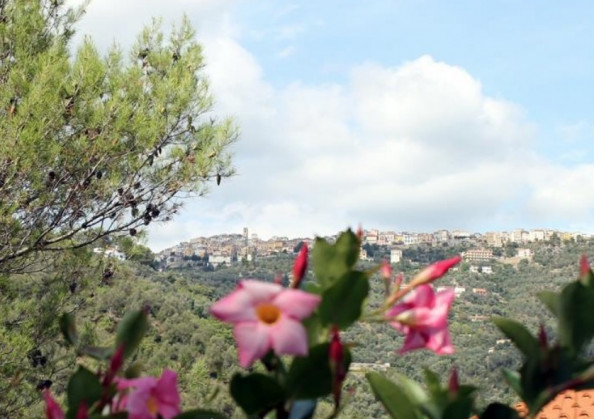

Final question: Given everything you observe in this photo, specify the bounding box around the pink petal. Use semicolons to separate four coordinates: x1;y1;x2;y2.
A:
234;322;271;367
158;404;181;419
117;376;157;391
270;316;308;356
408;284;435;307
399;330;428;354
240;280;283;302
155;369;180;414
210;287;257;323
272;289;321;320
126;388;152;419
426;327;454;354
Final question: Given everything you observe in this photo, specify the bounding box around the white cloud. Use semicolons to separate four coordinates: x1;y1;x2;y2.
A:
67;1;594;252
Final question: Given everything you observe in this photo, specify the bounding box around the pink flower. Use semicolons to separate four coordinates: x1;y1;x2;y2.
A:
409;256;461;288
43;389;65;419
386;284;455;355
116;369;180;419
210;280;321;367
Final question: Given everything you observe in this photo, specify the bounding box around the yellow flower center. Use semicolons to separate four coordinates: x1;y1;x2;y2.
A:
146;395;159;415
256;303;281;324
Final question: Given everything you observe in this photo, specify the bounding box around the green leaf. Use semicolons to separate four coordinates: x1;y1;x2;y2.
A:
442;398;475;419
480;403;520;419
312;230;360;288
115;309;149;359
66;366;102;419
367;372;418;419
59;313;78;346
286;343;351;399
423;369;442;396
492;317;539;357
537;291;559;318
230;373;285;415
501;369;522;398
392;373;428;405
318;271;369;329
302;312;324;347
173;410;227;419
80;345;113;361
558;282;594;351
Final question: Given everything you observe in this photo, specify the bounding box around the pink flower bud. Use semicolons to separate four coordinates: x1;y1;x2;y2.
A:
75;402;88;419
394;273;403;288
410;256;462;287
538;324;548;349
581;254;590;277
448;367;459;393
103;344;124;387
274;272;283;285
291;244;308;288
380;260;393;281
43;389;65;419
329;326;346;408
356;226;364;243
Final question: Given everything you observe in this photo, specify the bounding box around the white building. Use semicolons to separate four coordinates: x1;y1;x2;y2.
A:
390;248;402;264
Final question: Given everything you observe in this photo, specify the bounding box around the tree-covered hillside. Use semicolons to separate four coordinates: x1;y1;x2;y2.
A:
3;236;593;417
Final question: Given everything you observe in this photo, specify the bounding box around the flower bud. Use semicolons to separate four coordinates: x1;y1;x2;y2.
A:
581;254;590;277
409;256;462;288
274;272;283;285
75;402;88;419
538;324;548;349
43;389;65;419
291;244;308;288
381;260;393;296
380;260;393;281
329;326;346;408
448;367;459;394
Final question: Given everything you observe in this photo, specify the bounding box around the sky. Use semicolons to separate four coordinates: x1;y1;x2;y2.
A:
67;0;594;251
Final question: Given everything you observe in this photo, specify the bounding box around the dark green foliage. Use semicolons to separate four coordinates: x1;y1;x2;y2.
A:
286;343;352;399
230;373;285;415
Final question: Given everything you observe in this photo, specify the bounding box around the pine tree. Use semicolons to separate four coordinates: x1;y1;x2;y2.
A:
0;0;236;273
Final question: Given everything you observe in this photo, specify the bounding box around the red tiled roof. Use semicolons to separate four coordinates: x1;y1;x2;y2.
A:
515;390;594;418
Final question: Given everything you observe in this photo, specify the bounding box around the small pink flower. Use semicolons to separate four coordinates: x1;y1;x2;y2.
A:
116;369;180;419
410;256;461;287
291;244;309;288
211;280;321;367
386;284;455;355
43;389;65;419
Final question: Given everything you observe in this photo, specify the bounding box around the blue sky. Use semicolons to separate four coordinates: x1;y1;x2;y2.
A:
69;0;594;250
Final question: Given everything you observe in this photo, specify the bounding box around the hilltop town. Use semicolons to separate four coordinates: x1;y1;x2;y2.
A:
154;227;591;270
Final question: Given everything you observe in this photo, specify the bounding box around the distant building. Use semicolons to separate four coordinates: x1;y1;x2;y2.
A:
464;248;493;262
481;266;493;274
484;232;503;247
390;248;402;264
517;248;533;259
